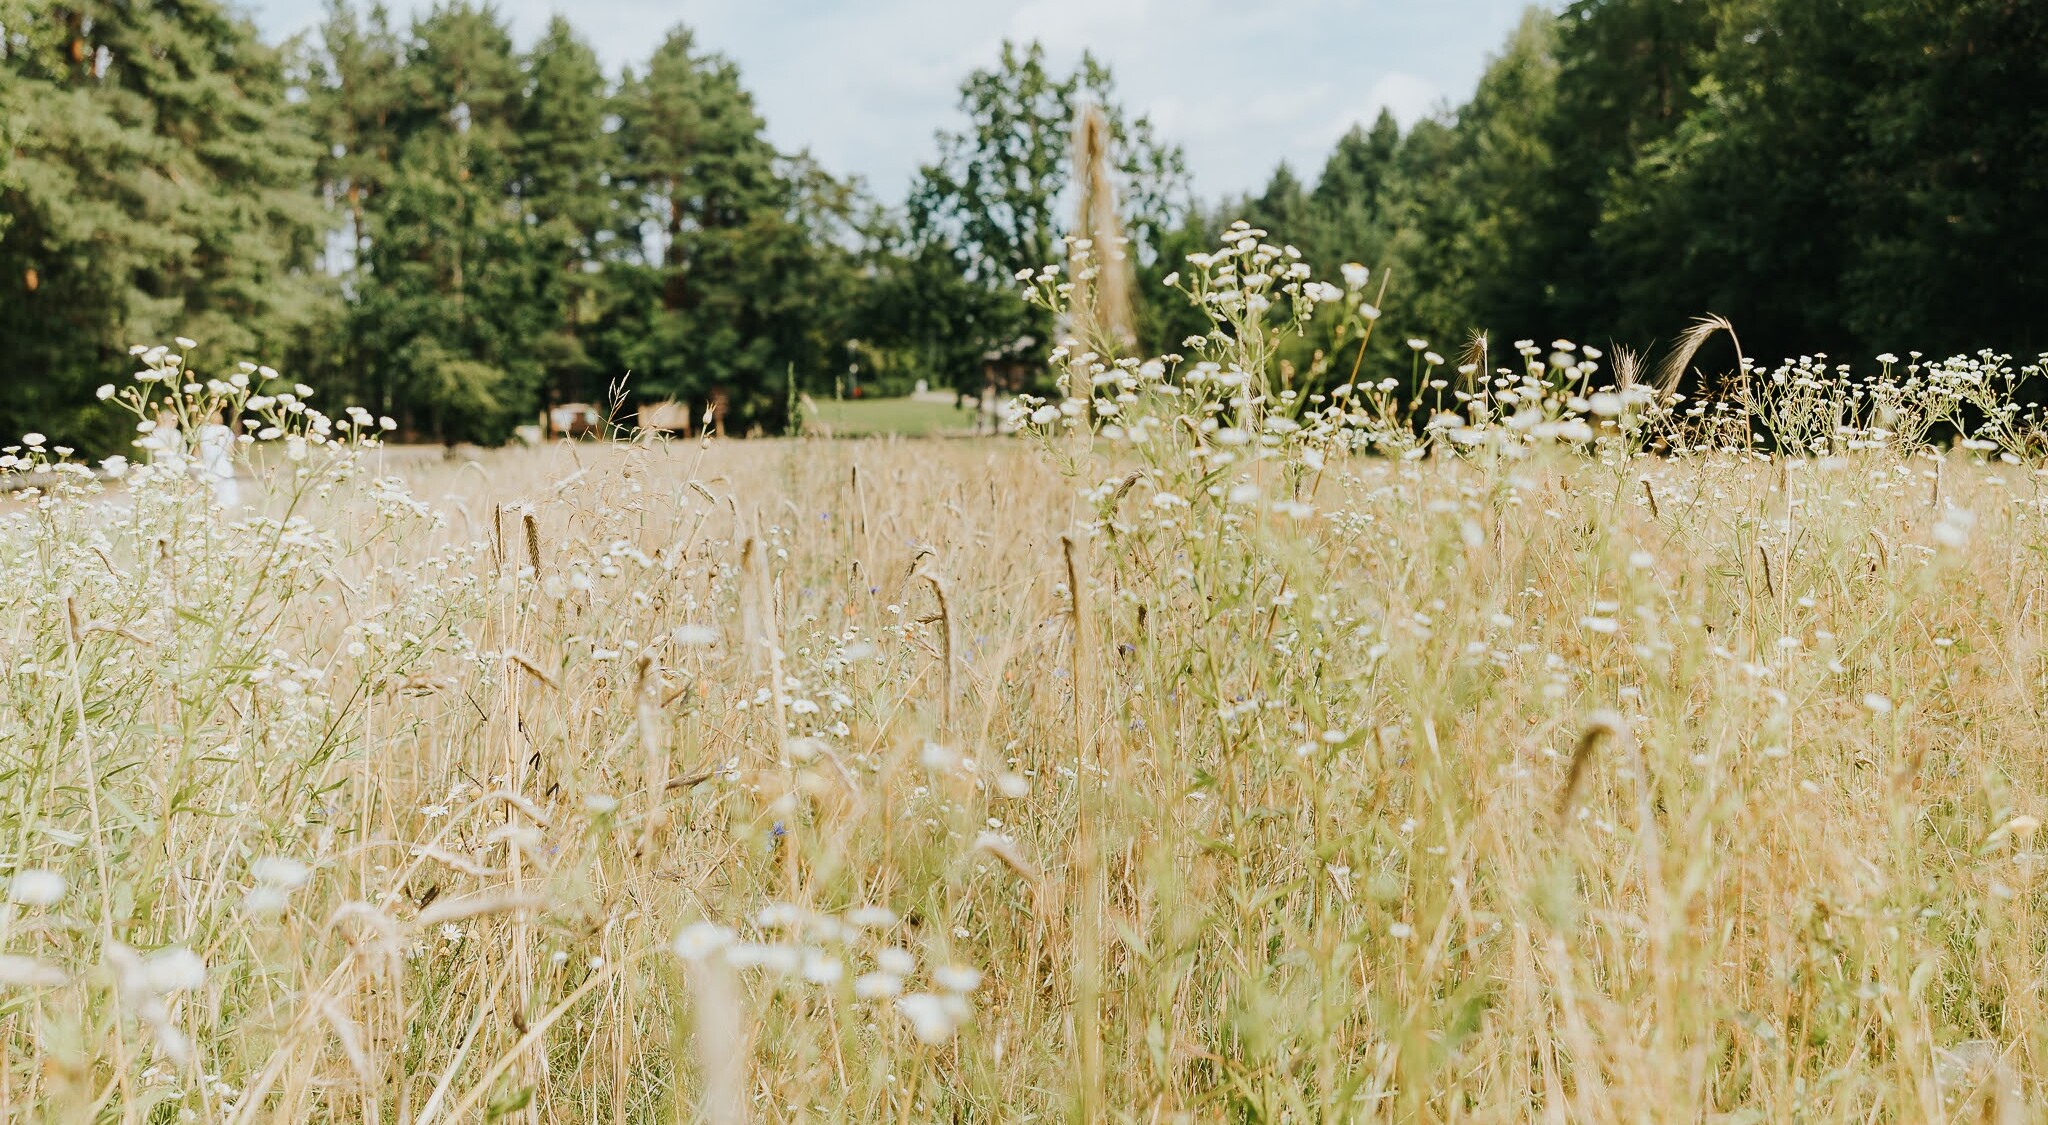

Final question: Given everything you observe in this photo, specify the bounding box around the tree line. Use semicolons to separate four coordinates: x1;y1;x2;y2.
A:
5;0;2044;450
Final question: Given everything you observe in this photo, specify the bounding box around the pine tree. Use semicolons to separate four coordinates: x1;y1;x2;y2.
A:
305;0;404;410
1836;0;2048;358
1314;111;1402;223
1534;0;1719;336
1444;6;1560;345
348;1;545;442
603;25;856;427
0;0;332;449
516;17;614;407
1244;163;1310;245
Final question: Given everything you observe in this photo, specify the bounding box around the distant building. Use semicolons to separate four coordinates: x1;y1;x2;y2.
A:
979;334;1037;394
548;403;603;439
636;400;693;436
977;335;1038;435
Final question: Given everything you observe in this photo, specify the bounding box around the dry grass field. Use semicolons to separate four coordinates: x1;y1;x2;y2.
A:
8;240;2048;1122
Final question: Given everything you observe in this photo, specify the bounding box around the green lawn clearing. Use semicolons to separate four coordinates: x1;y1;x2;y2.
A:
803;395;980;437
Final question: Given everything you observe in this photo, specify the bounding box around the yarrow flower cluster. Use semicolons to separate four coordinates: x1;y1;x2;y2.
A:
671;903;985;1044
1006;227;2047;485
1005;226;1685;507
0;340;393;502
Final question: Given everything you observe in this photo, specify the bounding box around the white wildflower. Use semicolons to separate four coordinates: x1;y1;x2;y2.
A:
0;955;67;988
934;964;982;993
251;856;311;890
875;946;916;976
7;869;65;907
846;905;900;929
142;947;206;994
854;971;902;999
672;922;737;962
895;992;968;1044
673;624;719;647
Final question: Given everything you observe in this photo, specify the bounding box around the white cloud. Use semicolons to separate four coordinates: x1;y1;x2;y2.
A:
1364;72;1441;129
1006;0;1155;53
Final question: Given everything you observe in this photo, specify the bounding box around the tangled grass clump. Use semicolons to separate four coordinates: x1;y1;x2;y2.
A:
6;236;2048;1121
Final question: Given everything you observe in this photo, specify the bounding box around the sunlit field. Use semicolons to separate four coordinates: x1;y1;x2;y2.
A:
8;234;2048;1123
803;396;982;438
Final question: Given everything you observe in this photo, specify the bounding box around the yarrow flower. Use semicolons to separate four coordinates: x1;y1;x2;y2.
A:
846;905;899;929
7;869;65;907
895;991;971;1044
251;856;311;890
934;964;982;993
141;947;207;994
672;922;737;962
854;971;903;999
0;955;66;988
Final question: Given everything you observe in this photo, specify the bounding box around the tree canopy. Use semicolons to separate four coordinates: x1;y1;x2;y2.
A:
4;0;2045;449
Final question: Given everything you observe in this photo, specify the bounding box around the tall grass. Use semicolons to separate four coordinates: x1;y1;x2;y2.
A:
5;245;2048;1122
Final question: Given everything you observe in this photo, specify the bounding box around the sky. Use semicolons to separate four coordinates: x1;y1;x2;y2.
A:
246;0;1538;202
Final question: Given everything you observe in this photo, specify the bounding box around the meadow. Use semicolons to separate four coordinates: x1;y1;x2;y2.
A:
802;396;982;438
6;231;2048;1123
